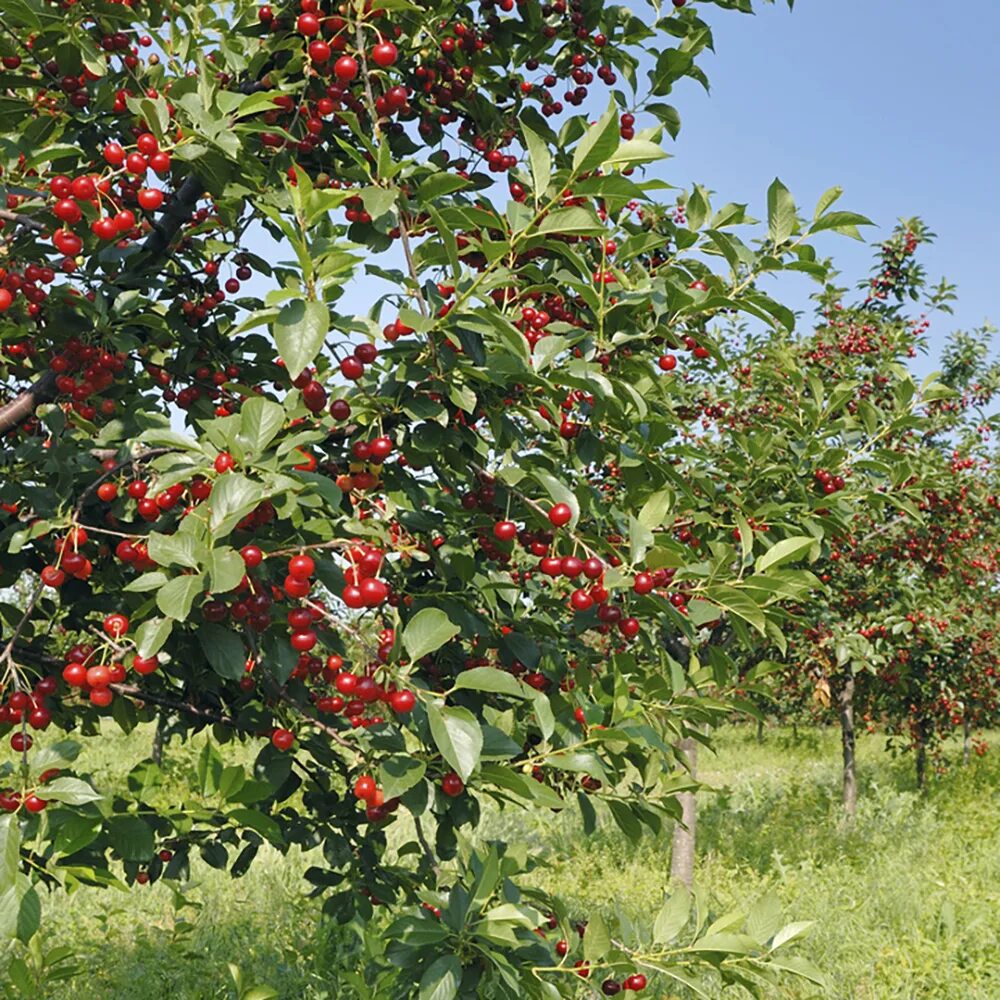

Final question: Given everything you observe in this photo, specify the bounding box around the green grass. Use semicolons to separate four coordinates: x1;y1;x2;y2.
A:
7;724;1000;999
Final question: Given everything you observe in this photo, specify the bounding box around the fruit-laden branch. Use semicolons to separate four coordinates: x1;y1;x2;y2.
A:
0;174;206;438
0;207;44;232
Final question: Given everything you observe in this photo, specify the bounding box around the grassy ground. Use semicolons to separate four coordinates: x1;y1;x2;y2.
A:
6;724;1000;999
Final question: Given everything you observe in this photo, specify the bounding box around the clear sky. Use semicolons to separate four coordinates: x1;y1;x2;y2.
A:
661;0;999;377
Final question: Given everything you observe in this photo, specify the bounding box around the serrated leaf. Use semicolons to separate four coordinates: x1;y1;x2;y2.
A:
239;397;285;455
419;955;461;1000
426;704;482;782
703;585;767;634
209;474;264;536
156;574;204;620
135;617;173;658
571;102;619;175
209;547;246;593
755;536;816;573
273;299;329;380
403;608;461;662
452;667;528;699
583;911;611;961
197;623;246;680
654;887;691;943
746;892;783;943
41;777;103;806
603;138;667;169
766;177;796;244
380;757;427;799
522;122;551;198
147;531;205;570
638;489;673;530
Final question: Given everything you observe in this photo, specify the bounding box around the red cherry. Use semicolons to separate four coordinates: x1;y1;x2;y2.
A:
657;354;677;372
97;482;118;502
241;544;264;568
23;795;47;814
308;39;331;62
548;503;573;527
354;774;377;801
133;654;159;675
441;772;464;797
214;452;235;473
390;689;415;713
10;732;32;752
137;188;164;211
341;357;364;380
296;12;321;35
41;565;66;588
334;55;359;81
493;521;518;541
371;42;398;67
271;728;295;751
103;612;130;638
288;554;315;579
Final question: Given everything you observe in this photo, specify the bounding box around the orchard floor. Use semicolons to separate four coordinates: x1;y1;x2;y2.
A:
10;724;1000;1000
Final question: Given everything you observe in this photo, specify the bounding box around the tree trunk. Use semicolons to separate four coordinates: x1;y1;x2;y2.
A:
670;736;698;889
915;720;928;792
151;713;165;766
836;675;857;818
963;718;971;765
756;717;765;744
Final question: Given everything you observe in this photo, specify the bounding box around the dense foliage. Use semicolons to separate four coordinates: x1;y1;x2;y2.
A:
0;0;976;996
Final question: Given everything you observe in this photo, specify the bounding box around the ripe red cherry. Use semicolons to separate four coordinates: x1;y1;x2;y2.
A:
308;40;331;62
390;689;415;713
103;612;130;638
658;354;677;371
624;973;647;991
96;482;118;502
341;357;364;380
41;565;66;588
53;199;82;224
354;774;377;801
288;553;315;579
493;521;518;541
23;795;47;814
360;578;388;606
10;732;32;752
103;142;125;166
86;664;111;688
371;41;398;67
137;188;164;211
296;12;321;34
570;589;593;611
290;631;317;652
330;399;351;420
548;503;573;527
633;573;654;594
132;654;159;675
441;772;464;797
619;617;641;639
0;289;11;312
334;55;359;81
214;452;235;473
271;728;295;751
241;544;264;568
335;672;359;694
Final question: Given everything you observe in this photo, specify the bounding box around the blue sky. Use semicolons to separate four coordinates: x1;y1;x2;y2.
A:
662;0;999;376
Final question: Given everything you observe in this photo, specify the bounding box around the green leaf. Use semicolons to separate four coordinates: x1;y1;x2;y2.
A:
638;489;673;530
536;206;606;236
766;178;796;244
209;473;264;536
703;584;767;634
654;888;691;943
571;102;619;175
380;757;427;799
522;122;551;198
583;911;611;962
452;667;528;699
755;536;816;573
403;608;461;662
146;530;205;570
809;211;874;238
107;816;154;861
603;139;667;169
419;955;461;1000
273;299;329;380
770;920;815;950
209;547;246;593
0;815;19;892
239;397;286;455
41;777;103;806
426;704;483;782
746;892;783;943
135;617;173;658
156;574;204;620
813;185;843;218
198;623;246;680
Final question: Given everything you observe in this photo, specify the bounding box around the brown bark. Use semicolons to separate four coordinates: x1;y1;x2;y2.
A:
670;736;698;889
836;674;857;818
963;718;972;766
